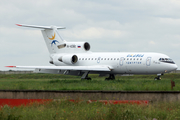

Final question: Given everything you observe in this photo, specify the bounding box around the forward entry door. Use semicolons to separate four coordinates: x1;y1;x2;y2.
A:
146;57;151;66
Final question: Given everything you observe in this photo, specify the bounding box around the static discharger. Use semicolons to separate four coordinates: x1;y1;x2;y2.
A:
5;66;16;68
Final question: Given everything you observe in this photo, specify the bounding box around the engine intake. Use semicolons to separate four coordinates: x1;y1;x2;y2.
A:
84;42;90;51
72;55;78;63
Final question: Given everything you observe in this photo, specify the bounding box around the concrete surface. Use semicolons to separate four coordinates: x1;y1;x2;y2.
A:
0;90;179;102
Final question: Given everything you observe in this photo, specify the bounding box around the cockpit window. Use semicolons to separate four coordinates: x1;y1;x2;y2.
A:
159;58;175;64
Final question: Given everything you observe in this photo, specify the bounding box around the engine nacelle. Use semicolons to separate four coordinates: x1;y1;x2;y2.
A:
58;54;78;65
65;42;90;51
57;42;90;53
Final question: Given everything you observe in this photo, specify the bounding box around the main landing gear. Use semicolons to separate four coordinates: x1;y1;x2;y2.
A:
81;71;91;80
105;74;115;80
154;73;163;80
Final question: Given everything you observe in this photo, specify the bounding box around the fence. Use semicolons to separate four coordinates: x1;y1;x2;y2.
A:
170;70;180;73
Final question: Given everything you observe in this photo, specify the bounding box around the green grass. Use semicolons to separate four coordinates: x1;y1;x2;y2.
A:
0;100;180;120
0;73;179;90
0;73;180;119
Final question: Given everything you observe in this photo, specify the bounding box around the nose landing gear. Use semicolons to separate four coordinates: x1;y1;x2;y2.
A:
154;73;163;80
154;76;161;80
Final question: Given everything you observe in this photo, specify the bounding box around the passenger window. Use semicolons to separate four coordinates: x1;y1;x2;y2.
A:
79;58;81;60
133;58;135;60
111;58;113;60
82;58;84;60
114;58;116;60
107;58;109;60
162;58;164;60
137;58;138;60
92;58;93;60
88;58;90;60
117;58;119;60
130;58;132;60
124;58;125;60
140;58;142;60
95;58;97;60
85;58;87;60
104;58;106;60
101;58;103;60
127;58;129;60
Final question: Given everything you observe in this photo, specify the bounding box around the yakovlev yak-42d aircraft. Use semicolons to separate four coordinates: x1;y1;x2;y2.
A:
6;24;178;80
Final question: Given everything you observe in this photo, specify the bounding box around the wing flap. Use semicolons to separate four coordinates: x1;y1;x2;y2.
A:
6;66;112;71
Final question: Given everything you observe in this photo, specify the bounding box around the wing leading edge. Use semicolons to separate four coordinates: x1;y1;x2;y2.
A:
6;66;112;71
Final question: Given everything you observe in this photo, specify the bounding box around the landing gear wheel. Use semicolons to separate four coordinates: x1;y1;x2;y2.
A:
154;77;161;80
105;74;115;80
86;77;91;80
81;77;91;80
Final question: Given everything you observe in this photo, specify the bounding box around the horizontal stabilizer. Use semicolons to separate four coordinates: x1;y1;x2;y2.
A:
16;24;66;30
6;66;112;71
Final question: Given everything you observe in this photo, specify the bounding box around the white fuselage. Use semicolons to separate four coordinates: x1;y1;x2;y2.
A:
52;52;178;75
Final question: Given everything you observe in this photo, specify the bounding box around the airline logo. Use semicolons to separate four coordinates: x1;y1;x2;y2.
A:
127;54;144;57
49;33;59;46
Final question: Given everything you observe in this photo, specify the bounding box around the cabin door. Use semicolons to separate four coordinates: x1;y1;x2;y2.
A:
119;57;124;66
119;57;128;74
146;57;151;66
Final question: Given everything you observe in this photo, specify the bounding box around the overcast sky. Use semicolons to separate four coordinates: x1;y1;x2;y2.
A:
0;0;180;71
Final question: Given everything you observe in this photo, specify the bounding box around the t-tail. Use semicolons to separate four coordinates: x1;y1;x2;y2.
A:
16;24;91;54
16;24;66;54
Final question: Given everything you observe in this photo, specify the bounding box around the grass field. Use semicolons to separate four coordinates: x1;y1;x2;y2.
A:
0;73;179;91
0;100;180;120
0;73;180;119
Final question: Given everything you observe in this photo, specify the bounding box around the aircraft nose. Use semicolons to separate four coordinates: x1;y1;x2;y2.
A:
171;64;178;71
174;64;178;70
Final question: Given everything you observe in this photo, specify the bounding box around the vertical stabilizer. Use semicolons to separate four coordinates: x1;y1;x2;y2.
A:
41;27;66;54
16;24;66;54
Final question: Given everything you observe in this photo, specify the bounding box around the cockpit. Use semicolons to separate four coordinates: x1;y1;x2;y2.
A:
159;58;175;64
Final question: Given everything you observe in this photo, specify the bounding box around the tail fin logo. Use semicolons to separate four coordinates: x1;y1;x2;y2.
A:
48;33;59;46
49;33;56;40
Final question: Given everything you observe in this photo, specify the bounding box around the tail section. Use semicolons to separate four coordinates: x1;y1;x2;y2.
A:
16;24;66;54
41;27;66;54
16;24;91;55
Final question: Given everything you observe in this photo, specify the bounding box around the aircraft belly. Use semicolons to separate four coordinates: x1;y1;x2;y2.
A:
125;65;145;74
34;69;84;76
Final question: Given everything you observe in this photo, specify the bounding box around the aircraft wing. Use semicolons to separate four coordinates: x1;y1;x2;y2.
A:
6;66;112;71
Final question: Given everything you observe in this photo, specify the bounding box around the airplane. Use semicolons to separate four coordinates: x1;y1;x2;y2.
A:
6;24;178;80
